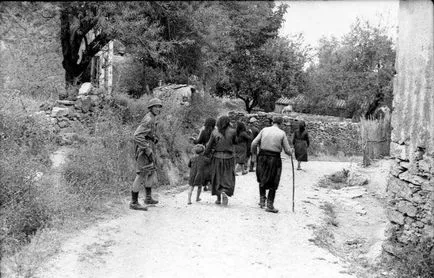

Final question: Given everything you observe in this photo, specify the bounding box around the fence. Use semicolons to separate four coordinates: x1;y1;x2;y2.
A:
360;111;391;166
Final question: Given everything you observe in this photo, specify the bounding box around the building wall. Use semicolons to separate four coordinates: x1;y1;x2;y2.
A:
383;0;434;256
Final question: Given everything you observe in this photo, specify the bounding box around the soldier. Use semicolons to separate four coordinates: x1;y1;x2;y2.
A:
129;98;163;210
251;116;292;213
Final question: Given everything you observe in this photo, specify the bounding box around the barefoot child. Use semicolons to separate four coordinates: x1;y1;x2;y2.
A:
188;144;206;204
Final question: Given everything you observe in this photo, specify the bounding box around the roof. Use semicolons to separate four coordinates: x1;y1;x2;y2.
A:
153;84;196;98
275;96;291;105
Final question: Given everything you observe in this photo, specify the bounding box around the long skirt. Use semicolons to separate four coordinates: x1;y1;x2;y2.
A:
294;140;308;162
210;156;236;196
235;143;248;164
256;150;282;190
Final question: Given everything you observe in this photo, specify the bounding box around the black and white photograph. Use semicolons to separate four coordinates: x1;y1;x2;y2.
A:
1;1;433;277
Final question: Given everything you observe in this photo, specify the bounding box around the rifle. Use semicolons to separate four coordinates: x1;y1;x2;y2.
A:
290;154;295;212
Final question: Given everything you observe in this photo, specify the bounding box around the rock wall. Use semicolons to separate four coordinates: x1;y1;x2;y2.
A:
383;0;434;256
228;111;361;156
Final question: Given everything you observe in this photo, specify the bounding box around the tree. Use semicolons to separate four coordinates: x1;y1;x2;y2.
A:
304;18;396;118
212;2;292;112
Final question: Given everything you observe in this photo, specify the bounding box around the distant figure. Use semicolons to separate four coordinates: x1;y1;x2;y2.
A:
204;115;237;206
292;121;310;170
187;144;206;205
235;122;252;175
190;117;216;191
247;125;260;172
251;116;293;213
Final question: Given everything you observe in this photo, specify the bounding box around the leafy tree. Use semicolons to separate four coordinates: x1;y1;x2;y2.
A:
304;18;396;119
213;2;296;112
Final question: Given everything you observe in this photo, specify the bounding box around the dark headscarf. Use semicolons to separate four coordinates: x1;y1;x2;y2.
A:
216;115;230;137
298;120;306;133
204;117;216;131
236;121;246;136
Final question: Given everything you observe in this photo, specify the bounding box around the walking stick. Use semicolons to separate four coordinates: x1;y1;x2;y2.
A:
290;154;295;212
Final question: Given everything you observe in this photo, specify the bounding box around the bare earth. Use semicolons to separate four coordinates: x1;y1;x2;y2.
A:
37;158;390;278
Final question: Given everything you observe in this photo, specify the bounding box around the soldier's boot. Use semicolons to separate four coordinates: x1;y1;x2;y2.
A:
258;196;266;208
144;187;159;205
265;189;279;213
130;191;148;210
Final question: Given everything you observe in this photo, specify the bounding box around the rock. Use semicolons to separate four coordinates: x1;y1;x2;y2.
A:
89;95;101;106
56;100;75;106
78;82;93;95
51;107;69;118
80;96;92;113
347;172;369;187
397;201;417;217
387;177;413;200
50;117;58;124
249;117;258;123
390;142;410;161
418;158;432;173
57;120;70;128
387;209;405;225
421;180;433;191
340;186;367;199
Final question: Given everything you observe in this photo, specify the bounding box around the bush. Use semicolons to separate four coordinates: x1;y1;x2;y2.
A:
0;93;56;254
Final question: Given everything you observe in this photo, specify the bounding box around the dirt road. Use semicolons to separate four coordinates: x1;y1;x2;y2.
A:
38;159;359;278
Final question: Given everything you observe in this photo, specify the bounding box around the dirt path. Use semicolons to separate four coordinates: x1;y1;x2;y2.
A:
37;160;361;278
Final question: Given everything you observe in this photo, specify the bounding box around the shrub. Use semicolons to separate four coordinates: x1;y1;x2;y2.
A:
0;93;56;254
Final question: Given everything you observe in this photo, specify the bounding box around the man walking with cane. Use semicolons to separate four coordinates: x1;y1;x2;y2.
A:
251;116;293;213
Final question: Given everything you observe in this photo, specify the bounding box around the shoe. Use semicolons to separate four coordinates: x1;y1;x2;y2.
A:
258;196;266;209
129;202;148;211
249;169;254;172
265;199;279;213
242;170;248;175
144;197;159;205
203;186;208;191
215;199;221;205
221;192;228;206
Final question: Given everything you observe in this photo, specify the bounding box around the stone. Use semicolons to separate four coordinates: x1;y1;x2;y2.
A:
387;209;405;225
57;120;70;128
415;221;425;228
89;95;100;106
382;240;404;257
79;82;93;95
81;96;92;113
50;118;58;124
418;158;432;173
51;107;69;118
74;99;82;110
421;180;433;191
397;201;417;217
387;177;413;200
400;161;411;169
348;172;369;187
56;100;75;106
390;142;410;160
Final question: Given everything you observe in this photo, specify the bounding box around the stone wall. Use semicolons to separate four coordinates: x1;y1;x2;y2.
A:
383;0;434;256
40;82;108;134
228;111;361;156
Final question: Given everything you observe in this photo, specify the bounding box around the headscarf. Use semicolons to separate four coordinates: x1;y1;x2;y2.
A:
216;115;230;137
299;120;306;133
236;121;246;136
204;117;216;131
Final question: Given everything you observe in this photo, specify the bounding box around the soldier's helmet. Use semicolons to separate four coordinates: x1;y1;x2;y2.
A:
148;98;163;109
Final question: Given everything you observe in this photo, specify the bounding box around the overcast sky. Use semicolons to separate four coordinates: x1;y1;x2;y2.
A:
278;0;399;49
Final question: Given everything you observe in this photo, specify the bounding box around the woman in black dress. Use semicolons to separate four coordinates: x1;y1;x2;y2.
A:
292;120;310;170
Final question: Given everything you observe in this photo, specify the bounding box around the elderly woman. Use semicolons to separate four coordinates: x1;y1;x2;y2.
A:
190;117;216;191
204;115;237;206
292;120;310;170
235;121;252;175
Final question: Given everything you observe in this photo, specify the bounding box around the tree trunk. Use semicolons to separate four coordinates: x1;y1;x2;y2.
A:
60;7;110;89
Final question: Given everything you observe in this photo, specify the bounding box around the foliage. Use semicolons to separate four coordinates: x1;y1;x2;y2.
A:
0;2;64;99
304;18;396;119
0;92;57;254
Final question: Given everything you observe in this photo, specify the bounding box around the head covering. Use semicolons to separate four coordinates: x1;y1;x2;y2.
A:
216;115;230;135
236;121;246;135
298;120;306;132
272;116;283;125
193;144;205;154
204;118;216;129
148;98;163;109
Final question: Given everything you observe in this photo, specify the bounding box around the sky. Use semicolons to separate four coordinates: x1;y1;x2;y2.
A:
278;0;399;49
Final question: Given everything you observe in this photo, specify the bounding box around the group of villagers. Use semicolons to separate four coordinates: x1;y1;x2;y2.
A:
130;98;310;213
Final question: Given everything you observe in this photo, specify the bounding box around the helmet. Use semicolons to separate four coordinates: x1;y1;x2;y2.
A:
147;98;163;109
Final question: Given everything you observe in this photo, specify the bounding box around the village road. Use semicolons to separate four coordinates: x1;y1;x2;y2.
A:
38;160;357;278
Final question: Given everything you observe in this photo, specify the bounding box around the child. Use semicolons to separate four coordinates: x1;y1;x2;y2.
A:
188;144;206;205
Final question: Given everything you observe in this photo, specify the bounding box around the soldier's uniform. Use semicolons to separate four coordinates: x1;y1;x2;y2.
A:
130;98;162;210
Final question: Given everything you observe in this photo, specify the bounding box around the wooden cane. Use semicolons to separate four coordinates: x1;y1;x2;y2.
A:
290;154;295;212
